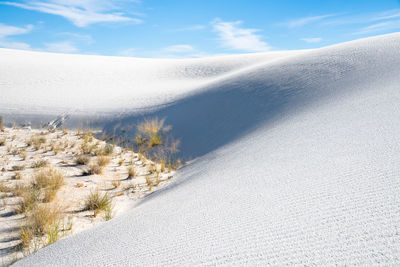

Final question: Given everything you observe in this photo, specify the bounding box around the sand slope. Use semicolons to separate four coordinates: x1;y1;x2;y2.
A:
5;33;400;265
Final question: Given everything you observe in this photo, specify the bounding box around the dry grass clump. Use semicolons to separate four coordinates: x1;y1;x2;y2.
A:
12;165;25;171
75;154;90;165
86;164;103;175
127;166;135;178
29;136;46;150
32;168;64;202
0;181;11;193
97;156;110;167
20;205;61;250
136;117;171;151
0;116;3;131
13;171;23;180
83;191;112;217
0;137;5;146
15;186;39;214
32;159;49;169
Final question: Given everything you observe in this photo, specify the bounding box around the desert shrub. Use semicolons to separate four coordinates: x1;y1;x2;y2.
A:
83;191;112;217
76;155;90;165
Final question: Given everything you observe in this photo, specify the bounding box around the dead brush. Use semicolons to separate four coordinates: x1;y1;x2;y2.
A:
83;191;112;217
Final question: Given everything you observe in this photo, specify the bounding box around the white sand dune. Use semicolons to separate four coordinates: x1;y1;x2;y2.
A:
4;32;400;265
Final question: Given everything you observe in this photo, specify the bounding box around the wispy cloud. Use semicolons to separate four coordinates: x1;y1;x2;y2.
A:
0;23;33;38
300;37;322;43
282;14;337;28
0;23;33;49
1;0;142;27
353;20;400;35
44;41;78;53
211;19;270;52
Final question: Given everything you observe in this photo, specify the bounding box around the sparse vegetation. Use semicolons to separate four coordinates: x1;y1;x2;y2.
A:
127;166;135;178
76;154;90;165
97;155;110;167
32;168;64;202
0;116;3;131
0;137;5;146
83;191;112;217
32;159;49;168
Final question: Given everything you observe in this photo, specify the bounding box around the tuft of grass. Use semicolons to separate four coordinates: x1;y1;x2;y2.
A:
112;179;121;189
75;154;90;165
0;137;5;146
103;144;114;156
127;166;135;178
83;191;112;217
15;186;39;214
20;226;34;251
28;205;61;236
32;159;49;169
12;165;25;171
86;164;103;175
0;181;11;193
13;171;23;180
32;168;64;202
97;156;110;167
118;158;124;166
30;136;46;150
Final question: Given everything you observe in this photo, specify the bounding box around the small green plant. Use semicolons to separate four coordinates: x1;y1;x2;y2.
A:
83;191;112;217
103;144;113;155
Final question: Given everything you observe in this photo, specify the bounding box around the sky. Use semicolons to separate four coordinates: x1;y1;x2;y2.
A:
0;0;400;58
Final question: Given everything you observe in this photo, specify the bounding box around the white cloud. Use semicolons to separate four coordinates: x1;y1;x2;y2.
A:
283;14;336;28
0;23;33;50
211;19;270;52
163;44;194;53
2;0;142;27
44;41;78;53
300;37;322;43
0;23;33;38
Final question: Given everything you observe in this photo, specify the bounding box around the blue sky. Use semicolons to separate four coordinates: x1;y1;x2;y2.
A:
0;0;400;57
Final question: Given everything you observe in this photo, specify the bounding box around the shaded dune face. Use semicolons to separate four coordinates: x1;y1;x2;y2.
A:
104;33;400;159
7;33;400;266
